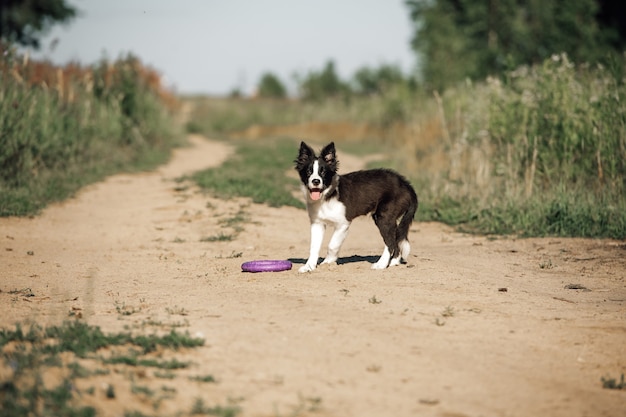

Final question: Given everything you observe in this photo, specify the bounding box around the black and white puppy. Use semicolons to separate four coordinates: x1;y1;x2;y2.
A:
294;141;418;273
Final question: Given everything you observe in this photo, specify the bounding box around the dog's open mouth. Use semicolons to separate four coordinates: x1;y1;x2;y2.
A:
309;188;322;201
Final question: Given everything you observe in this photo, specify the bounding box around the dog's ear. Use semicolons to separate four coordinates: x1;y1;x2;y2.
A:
295;141;315;170
320;142;338;170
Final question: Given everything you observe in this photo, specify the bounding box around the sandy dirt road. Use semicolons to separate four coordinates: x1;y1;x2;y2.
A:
1;134;625;417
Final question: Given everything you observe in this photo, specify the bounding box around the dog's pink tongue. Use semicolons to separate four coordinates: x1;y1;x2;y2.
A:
310;190;322;201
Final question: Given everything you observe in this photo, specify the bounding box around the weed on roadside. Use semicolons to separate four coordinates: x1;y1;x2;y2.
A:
166;306;189;316
218;207;251;231
190;398;241;417
601;374;625;390
368;296;382;304
441;306;455;318
200;233;235;242
435;306;456;326
189;374;217;383
115;301;142;316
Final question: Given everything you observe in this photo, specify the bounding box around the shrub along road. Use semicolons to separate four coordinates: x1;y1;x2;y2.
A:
1;135;625;417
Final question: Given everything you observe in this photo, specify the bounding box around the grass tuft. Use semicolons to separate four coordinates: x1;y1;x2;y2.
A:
191;138;304;209
601;374;625;390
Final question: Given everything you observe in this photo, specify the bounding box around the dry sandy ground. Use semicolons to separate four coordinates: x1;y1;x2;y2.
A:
1;134;625;417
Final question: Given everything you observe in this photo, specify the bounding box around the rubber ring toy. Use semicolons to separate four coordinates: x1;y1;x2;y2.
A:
241;260;292;273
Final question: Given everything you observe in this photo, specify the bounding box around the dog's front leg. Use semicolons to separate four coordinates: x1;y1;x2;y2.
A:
299;222;325;273
321;221;350;265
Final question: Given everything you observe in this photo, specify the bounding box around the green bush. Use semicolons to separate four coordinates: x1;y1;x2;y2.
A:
0;51;182;216
489;54;625;192
415;53;626;238
257;72;287;98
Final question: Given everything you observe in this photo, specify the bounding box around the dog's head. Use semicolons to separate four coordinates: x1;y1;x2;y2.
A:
294;141;338;201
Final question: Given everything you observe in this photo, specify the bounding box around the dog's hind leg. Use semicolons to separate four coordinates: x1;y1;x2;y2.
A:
399;239;411;261
390;240;410;266
393;196;417;265
372;212;399;270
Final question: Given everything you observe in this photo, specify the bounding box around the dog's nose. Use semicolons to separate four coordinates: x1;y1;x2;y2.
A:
312;179;321;186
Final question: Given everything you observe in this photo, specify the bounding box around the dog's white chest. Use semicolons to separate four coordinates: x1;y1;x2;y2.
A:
309;198;348;225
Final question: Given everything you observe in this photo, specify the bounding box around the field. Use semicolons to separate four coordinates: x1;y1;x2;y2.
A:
1;136;625;417
186;55;626;239
1;49;625;416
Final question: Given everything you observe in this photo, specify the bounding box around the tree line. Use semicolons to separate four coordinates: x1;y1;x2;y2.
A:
252;60;414;100
255;0;625;98
1;0;625;97
406;0;626;90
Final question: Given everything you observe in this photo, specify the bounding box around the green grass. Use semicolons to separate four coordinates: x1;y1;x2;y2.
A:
190;398;240;417
186;133;624;239
199;204;255;242
104;355;191;369
189;375;217;383
0;320;217;417
182;92;414;138
200;233;236;242
191;138;304;209
415;183;626;238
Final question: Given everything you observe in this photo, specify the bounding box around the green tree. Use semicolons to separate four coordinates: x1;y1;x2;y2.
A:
297;60;350;100
596;0;626;51
353;63;408;95
257;72;287;98
0;0;77;48
406;0;620;90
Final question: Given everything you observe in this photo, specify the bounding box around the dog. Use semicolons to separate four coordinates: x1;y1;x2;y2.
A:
294;141;418;273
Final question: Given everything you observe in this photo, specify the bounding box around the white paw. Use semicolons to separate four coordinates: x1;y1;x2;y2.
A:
389;257;401;267
321;257;337;265
371;262;388;270
298;263;316;273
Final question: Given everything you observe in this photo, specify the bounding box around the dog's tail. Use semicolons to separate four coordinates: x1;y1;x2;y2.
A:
397;187;418;260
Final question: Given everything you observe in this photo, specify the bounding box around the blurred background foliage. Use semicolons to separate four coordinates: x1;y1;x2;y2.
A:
0;0;77;48
406;0;625;90
1;0;625;238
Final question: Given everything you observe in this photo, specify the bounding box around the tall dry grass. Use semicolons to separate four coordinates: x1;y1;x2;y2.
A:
0;45;182;216
414;54;625;238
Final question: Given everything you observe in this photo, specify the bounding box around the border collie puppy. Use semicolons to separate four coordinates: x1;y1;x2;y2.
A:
294;141;418;273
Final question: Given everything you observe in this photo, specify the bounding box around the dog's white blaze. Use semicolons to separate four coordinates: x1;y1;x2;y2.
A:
308;160;323;189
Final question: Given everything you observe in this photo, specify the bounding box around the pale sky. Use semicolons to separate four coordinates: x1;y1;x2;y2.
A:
28;0;417;96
